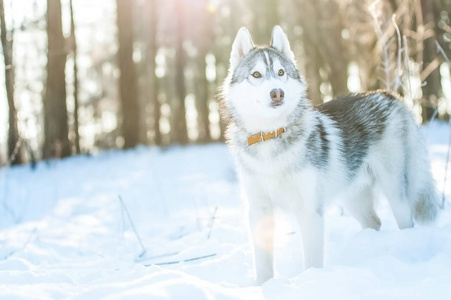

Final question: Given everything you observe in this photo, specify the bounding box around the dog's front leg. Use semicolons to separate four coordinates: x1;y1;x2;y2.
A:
248;201;275;285
296;206;324;271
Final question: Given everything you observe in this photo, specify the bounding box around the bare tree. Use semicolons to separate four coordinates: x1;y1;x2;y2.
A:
148;0;161;145
302;36;323;105
0;0;22;164
319;0;349;98
420;0;441;122
173;0;188;144
140;0;161;145
435;0;451;63
69;0;80;154
251;0;279;44
43;0;71;159
192;0;213;143
294;0;349;103
3;0;451;161
116;0;140;148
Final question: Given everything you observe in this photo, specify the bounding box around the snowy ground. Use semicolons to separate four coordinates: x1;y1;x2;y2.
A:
1;122;451;299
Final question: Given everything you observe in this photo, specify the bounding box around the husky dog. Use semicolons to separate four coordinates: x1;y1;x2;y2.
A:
221;26;441;284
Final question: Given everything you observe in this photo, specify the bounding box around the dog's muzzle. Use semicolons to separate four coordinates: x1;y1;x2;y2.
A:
270;88;284;107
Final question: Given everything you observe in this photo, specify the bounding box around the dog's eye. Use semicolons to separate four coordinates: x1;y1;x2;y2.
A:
278;69;285;76
252;71;262;78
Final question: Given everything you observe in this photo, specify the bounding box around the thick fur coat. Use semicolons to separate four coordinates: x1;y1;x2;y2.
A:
221;26;440;284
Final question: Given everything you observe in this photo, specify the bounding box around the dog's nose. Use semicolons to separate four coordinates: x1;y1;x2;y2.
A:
270;88;284;104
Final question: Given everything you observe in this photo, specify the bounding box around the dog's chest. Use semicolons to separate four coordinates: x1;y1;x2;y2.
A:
239;142;319;208
240;140;302;174
253;165;318;210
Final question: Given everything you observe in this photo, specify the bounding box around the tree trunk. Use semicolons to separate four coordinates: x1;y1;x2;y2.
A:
69;0;80;154
116;0;140;148
44;0;70;159
252;0;279;44
303;42;323;106
173;0;188;144
144;0;161;145
295;0;349;100
195;0;213;143
0;0;23;165
420;0;441;123
149;0;161;145
315;0;348;97
195;52;211;143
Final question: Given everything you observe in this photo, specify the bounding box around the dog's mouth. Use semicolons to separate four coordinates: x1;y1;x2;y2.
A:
270;101;284;108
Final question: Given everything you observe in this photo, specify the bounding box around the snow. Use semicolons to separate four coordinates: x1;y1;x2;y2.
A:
1;122;451;299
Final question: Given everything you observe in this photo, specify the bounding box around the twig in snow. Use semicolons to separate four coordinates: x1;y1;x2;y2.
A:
135;251;179;263
429;107;440;124
206;205;218;239
118;195;147;258
144;253;217;267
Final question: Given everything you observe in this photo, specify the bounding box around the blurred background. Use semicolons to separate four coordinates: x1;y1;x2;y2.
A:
0;0;450;166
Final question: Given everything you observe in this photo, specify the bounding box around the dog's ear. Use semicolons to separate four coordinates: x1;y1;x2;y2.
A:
271;26;295;62
230;27;254;70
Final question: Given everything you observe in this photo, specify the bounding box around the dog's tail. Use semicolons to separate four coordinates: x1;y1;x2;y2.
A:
413;179;441;225
409;130;442;225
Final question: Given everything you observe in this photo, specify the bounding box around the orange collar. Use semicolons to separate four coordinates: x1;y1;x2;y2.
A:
247;127;286;146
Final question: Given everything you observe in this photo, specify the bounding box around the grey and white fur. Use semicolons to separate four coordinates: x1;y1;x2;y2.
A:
221;26;441;284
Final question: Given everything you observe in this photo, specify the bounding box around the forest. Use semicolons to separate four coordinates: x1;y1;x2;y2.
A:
1;0;451;166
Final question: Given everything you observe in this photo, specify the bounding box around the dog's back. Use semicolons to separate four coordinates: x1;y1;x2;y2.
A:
316;91;440;228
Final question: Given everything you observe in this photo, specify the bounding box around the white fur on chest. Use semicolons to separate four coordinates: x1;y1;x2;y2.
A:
239;138;306;175
239;147;319;211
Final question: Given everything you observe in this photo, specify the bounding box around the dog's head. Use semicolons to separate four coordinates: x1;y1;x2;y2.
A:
222;26;307;133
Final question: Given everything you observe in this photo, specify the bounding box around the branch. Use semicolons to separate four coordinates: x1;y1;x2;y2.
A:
436;40;451;67
420;57;441;82
206;205;218;239
392;14;402;91
134;251;179;263
118;195;147;258
403;35;413;101
144;253;217;267
6;137;22;166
